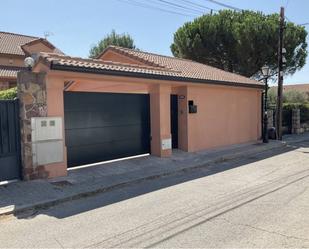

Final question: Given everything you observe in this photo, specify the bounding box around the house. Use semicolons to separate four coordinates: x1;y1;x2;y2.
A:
0;31;62;90
13;45;264;180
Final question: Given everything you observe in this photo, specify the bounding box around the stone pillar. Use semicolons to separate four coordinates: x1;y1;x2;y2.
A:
150;84;172;157
17;72;67;180
292;109;301;134
17;71;48;180
267;109;274;127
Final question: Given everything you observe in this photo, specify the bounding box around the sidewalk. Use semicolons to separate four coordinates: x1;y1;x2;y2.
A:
1;133;308;217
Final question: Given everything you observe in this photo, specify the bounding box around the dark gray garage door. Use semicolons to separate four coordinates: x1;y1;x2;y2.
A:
64;92;151;167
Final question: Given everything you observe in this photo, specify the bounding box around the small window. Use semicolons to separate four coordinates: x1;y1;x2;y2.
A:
49;120;56;127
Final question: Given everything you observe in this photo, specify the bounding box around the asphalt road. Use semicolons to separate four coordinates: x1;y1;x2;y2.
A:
1;140;309;248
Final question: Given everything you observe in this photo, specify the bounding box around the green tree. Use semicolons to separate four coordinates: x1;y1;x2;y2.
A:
0;87;17;100
171;10;307;78
89;30;136;58
283;90;308;104
268;88;309;107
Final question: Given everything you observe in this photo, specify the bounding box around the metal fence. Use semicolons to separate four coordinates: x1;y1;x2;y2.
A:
0;99;21;181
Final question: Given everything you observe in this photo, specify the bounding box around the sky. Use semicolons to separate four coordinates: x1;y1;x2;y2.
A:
0;0;308;85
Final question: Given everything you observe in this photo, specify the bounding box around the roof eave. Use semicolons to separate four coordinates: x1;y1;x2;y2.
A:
0;76;17;80
50;63;264;90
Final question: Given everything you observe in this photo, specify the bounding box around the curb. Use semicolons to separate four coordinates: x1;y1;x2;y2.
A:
0;140;289;218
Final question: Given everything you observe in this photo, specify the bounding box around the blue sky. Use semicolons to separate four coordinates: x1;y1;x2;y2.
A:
0;0;308;84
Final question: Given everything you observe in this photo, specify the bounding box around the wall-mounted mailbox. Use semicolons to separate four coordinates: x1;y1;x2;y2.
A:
188;100;197;114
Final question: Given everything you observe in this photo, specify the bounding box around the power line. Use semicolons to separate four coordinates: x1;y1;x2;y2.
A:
179;0;218;12
116;0;197;17
285;16;309;27
155;0;205;15
285;16;292;22
204;0;243;11
148;0;204;15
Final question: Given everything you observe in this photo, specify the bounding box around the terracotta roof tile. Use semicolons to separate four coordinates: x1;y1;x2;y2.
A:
0;31;63;56
103;46;261;86
0;65;24;78
39;48;263;88
41;53;183;77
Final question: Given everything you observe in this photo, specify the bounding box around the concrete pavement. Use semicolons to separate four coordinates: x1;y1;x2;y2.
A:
1;135;302;217
0;137;308;248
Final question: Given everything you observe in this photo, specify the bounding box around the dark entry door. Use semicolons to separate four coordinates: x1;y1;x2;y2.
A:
0;100;21;182
64;92;151;167
170;95;178;149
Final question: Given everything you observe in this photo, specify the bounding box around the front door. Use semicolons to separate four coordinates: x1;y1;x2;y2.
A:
170;95;178;149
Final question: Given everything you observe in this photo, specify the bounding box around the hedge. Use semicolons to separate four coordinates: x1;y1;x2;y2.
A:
0;87;17;100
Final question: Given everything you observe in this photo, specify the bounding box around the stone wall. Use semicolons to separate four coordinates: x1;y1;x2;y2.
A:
292;109;301;135
17;71;48;180
267;109;274;127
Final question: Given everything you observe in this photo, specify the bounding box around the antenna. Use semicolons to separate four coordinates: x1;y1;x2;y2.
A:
43;31;54;39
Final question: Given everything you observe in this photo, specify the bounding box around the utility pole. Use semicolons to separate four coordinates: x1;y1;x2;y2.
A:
276;7;285;140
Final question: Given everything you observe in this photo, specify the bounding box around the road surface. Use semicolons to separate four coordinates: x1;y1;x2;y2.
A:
1;140;309;248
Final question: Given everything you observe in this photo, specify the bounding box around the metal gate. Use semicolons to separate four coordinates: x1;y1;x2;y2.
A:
0;100;21;182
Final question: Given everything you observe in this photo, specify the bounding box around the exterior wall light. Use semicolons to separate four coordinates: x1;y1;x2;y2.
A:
24;57;35;71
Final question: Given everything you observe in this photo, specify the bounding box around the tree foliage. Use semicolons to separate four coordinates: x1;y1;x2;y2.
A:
89;30;136;58
268;88;309;106
0;87;17;100
171;10;308;79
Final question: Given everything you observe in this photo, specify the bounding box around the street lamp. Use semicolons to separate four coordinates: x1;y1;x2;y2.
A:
261;65;270;143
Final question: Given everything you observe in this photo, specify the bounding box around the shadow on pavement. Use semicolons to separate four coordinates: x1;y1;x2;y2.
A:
13;139;308;220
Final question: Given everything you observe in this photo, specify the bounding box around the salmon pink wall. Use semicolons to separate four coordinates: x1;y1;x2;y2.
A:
44;76;67;178
150;84;172;157
185;85;262;152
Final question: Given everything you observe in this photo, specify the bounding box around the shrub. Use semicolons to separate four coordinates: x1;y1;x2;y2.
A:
0;87;17;100
268;88;309;106
283;90;308;104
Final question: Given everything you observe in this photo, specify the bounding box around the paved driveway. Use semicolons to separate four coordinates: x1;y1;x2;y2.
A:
1;140;309;248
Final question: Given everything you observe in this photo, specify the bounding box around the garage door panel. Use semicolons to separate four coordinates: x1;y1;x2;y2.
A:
64;92;146;110
64;92;150;167
67;139;148;166
65;124;149;146
64;111;146;130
